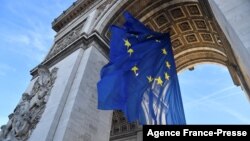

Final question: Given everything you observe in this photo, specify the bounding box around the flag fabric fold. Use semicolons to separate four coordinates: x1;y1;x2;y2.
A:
97;12;186;125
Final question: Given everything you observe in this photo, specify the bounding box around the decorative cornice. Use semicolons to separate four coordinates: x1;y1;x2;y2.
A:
52;0;98;32
30;31;109;77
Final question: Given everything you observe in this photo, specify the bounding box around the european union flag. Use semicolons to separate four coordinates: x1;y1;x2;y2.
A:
97;12;186;125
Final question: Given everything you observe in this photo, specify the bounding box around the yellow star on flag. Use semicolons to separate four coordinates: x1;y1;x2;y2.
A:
147;76;153;83
155;76;163;86
164;72;170;80
124;39;131;48
166;61;171;69
127;48;134;56
131;65;139;75
162;48;167;55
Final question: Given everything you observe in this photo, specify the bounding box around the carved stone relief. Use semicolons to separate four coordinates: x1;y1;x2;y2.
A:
46;23;84;60
95;0;115;24
0;65;58;141
110;110;140;138
97;0;114;12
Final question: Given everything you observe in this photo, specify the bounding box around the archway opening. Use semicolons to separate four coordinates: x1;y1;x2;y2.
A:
100;0;250;140
179;63;250;124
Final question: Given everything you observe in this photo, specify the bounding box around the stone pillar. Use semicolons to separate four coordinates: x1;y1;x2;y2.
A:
208;0;250;96
136;130;143;141
29;46;112;141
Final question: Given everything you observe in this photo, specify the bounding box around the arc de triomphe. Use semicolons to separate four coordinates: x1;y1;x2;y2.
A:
0;0;250;141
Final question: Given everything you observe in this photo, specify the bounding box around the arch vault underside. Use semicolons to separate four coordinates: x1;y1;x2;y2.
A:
101;0;230;72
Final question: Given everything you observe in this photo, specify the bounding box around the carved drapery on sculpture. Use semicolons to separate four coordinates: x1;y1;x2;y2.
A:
0;65;58;141
45;22;84;61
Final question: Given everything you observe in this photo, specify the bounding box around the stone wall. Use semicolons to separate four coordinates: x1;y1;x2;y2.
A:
209;0;250;97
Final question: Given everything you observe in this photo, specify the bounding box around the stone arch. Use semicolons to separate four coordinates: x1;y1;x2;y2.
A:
93;0;250;93
95;0;237;80
93;0;249;140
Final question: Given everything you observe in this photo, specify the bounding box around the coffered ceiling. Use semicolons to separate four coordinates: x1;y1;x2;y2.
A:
102;0;229;72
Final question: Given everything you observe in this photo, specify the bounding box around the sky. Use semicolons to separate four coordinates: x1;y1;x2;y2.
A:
0;0;76;126
0;0;250;127
179;64;250;124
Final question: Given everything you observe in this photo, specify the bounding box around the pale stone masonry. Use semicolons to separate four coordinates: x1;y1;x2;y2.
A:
0;0;249;141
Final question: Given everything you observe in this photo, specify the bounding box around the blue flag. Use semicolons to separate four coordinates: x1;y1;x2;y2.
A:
97;12;186;125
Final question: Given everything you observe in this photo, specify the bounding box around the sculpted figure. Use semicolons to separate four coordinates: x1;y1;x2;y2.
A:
1;65;58;141
37;65;51;88
12;93;31;138
2;114;14;139
12;114;30;138
0;125;6;140
0;114;18;141
36;65;51;105
15;93;30;116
